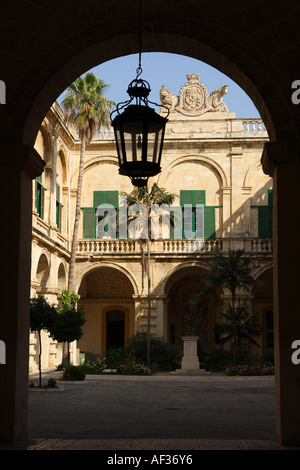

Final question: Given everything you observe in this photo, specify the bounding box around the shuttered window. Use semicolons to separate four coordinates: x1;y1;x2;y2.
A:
258;189;273;238
180;190;215;239
56;184;63;232
82;191;118;239
35;175;45;220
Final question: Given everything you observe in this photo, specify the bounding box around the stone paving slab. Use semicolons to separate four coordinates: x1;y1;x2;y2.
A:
1;438;298;451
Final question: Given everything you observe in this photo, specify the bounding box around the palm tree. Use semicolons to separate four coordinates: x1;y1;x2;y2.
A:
214;300;262;354
121;183;176;368
202;249;255;366
62;72;115;293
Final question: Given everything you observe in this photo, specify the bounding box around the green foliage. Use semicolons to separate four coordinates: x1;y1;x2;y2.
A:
202;347;235;371
30;295;57;387
225;363;275;376
125;332;181;371
30;295;56;334
47;378;57;388
105;348;131;369
62;72;115;143
203;249;255;294
214;301;262;353
80;358;107;374
62;364;86;381
49;290;85;344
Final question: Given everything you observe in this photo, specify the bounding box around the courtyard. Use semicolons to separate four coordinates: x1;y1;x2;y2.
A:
23;372;279;450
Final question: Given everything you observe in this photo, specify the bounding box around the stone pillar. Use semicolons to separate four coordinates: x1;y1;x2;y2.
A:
0;145;44;444
221;186;231;236
50;130;58;236
262;142;300;446
230;146;243;234
180;336;200;370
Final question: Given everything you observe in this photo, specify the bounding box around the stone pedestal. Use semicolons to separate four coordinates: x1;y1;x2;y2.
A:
175;336;210;375
181;336;200;370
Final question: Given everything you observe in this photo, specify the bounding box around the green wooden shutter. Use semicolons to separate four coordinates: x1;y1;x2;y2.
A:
94;191;118;208
180;190;193;206
192;190;206;205
83;208;95;238
268;189;273;207
35;175;45;219
258;206;271;238
94;191;118;238
56;184;63;232
204;206;215;239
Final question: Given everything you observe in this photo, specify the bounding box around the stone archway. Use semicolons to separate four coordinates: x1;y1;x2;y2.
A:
77;266;135;357
1;1;300;446
164;265;222;352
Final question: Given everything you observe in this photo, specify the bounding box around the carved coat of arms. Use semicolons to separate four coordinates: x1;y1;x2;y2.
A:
160;73;228;116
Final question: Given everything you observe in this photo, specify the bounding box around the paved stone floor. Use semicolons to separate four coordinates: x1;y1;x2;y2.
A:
1;371;300;451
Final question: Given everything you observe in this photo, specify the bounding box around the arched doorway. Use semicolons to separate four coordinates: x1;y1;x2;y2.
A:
77;266;135;357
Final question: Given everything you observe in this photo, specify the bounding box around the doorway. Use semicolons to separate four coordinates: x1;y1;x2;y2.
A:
106;310;125;350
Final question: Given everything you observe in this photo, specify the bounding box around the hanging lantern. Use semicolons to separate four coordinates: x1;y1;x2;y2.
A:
111;76;169;187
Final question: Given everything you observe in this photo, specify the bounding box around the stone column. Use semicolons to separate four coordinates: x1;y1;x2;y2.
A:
50;130;58;231
262;142;300;446
0;145;44;444
230;146;243;234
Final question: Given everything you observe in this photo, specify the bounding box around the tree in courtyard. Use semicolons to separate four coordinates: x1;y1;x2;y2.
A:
214;300;262;355
121;183;176;368
62;72;115;293
202;249;255;366
49;289;86;380
30;295;57;387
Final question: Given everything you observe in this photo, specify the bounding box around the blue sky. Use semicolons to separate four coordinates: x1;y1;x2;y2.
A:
58;52;260;118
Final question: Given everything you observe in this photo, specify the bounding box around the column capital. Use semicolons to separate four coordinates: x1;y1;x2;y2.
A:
0;144;45;179
261;141;300;176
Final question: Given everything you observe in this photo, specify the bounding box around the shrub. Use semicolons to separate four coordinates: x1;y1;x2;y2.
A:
47;378;57;388
81;358;107;374
117;362;150;375
105;348;132;369
63;364;86;381
125;332;181;371
225;363;275;376
202;347;234;371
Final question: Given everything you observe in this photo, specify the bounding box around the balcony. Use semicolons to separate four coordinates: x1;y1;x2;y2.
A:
76;237;273;257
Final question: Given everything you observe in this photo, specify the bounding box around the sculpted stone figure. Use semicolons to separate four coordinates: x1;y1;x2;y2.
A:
159;85;178;110
208;85;228;112
160;74;228;116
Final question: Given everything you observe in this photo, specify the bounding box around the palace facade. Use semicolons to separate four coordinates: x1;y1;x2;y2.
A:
29;74;273;372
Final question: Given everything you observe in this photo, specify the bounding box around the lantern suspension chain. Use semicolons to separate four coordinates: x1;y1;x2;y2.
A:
136;0;143;79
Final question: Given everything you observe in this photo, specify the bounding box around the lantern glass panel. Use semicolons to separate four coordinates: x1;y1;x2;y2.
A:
147;128;163;163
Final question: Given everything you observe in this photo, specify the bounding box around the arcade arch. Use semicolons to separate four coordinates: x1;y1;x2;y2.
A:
77;266;136;357
163;264;222;352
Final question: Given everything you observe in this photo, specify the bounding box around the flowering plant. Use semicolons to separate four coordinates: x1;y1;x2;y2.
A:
117;361;151;375
225;363;275;376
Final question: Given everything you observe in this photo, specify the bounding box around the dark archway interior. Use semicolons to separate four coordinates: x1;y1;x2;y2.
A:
2;1;300;149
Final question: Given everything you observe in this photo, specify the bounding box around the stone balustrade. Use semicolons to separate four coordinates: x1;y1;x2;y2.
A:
76;237;273;255
93;117;268;142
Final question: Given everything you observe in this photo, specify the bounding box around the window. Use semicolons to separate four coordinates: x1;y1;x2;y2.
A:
35;175;45;219
180;190;215;239
82;191;118;239
56;184;63;232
